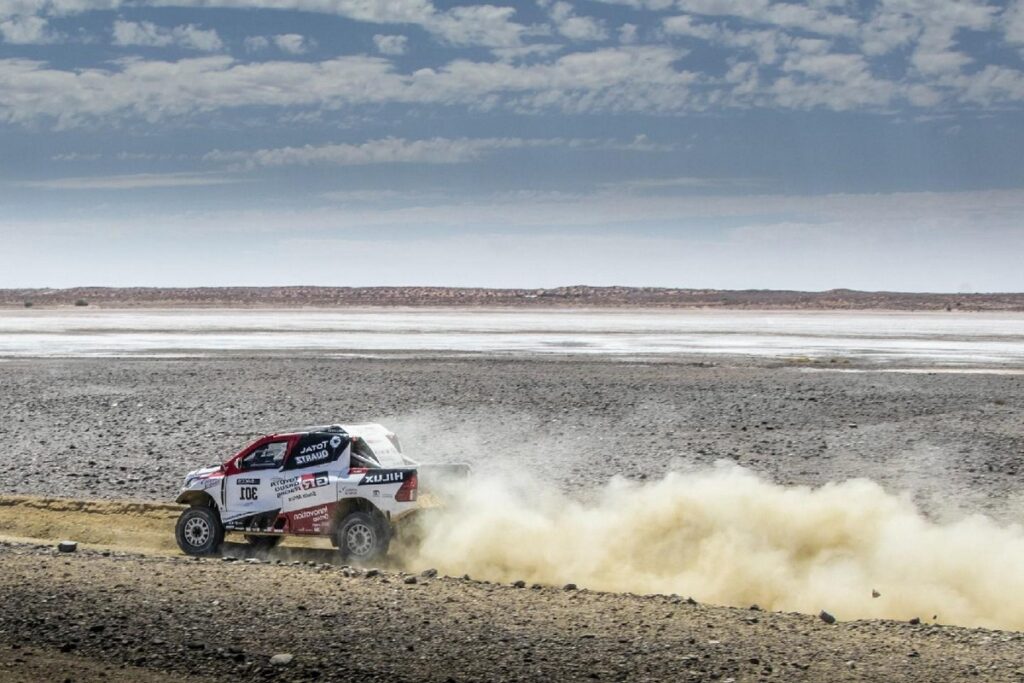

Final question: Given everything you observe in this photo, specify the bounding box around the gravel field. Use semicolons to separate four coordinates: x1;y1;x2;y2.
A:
3;540;1024;683
0;355;1021;519
2;354;1024;682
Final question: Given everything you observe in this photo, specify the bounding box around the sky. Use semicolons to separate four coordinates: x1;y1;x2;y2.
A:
1;0;1023;291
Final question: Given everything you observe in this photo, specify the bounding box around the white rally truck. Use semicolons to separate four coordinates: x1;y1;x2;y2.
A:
175;423;427;562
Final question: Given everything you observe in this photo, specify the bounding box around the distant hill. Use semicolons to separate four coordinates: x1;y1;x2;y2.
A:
3;286;1023;311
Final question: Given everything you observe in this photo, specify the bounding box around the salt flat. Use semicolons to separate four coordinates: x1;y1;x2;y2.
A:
1;308;1022;365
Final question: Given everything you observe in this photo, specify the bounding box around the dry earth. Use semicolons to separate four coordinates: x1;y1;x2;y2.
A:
1;355;1023;681
2;540;1024;683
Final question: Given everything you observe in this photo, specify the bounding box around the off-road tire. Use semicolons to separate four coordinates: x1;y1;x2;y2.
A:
244;535;283;551
175;506;224;556
335;512;390;563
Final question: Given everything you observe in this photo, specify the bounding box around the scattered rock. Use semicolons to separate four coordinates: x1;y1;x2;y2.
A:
404;576;417;585
749;604;762;611
819;611;836;625
57;541;77;553
909;617;921;625
420;568;438;578
564;583;577;591
512;580;526;588
872;589;881;598
269;653;294;666
365;569;380;578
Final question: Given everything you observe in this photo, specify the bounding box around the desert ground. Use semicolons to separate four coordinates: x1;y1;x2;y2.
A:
1;320;1023;681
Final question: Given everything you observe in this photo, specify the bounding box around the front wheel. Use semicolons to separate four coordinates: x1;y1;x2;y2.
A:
175;506;224;556
335;512;390;563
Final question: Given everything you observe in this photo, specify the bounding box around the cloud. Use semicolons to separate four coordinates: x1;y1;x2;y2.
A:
272;33;315;54
672;0;858;37
617;23;637;44
0;14;57;43
1;0;533;48
490;43;562;61
373;34;407;55
112;20;224;51
0;47;703;127
542;0;608;42
204;135;671;169
243;35;268;51
15;171;241;189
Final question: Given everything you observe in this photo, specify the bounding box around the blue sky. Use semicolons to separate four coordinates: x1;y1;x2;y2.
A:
1;0;1023;291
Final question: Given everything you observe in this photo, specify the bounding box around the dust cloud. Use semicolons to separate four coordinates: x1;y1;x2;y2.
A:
400;463;1024;630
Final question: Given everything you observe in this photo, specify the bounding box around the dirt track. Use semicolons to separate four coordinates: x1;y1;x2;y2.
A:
3;538;1024;683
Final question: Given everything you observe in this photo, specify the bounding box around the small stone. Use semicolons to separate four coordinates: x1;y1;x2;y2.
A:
57;541;77;553
685;597;698;606
909;617;921;625
269;653;294;666
512;580;526;588
819;610;836;624
365;569;380;578
872;589;881;598
749;604;762;611
563;583;577;591
420;568;438;578
404;576;417;585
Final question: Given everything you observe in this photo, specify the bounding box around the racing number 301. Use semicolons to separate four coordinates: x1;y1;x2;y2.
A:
240;486;258;501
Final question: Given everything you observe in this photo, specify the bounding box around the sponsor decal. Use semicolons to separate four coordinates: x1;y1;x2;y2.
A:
293;505;329;521
300;471;329;490
359;470;407;486
282;433;348;470
271;476;300;498
289;503;332;534
236;477;260;486
199;478;221;490
341;487;357;497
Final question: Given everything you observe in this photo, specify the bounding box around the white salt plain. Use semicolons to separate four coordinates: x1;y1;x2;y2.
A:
0;308;1022;366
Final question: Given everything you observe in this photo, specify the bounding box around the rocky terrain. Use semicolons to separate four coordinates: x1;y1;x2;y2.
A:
1;354;1023;681
4;286;1023;310
0;356;1020;520
2;539;1024;683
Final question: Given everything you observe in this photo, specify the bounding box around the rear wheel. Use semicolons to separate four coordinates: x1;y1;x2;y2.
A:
335;512;389;563
244;535;282;551
175;506;224;556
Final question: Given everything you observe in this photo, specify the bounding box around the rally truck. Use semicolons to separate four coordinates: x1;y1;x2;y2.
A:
175;423;429;562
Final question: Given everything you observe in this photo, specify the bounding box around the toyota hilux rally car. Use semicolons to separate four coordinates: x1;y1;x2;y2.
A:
175;423;437;562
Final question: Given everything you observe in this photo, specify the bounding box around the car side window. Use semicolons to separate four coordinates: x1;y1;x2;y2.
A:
240;441;288;470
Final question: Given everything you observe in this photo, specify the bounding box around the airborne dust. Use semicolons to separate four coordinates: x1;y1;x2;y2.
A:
398;463;1024;631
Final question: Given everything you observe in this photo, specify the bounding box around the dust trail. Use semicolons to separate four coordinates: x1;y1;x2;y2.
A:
401;463;1024;631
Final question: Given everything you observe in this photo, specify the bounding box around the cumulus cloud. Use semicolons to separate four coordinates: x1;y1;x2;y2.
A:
243;35;268;51
112;20;223;51
0;47;703;127
272;33;315;54
542;0;608;42
373;33;407;55
0;14;57;43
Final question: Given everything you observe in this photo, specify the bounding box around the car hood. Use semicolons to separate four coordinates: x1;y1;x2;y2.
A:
183;465;222;487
